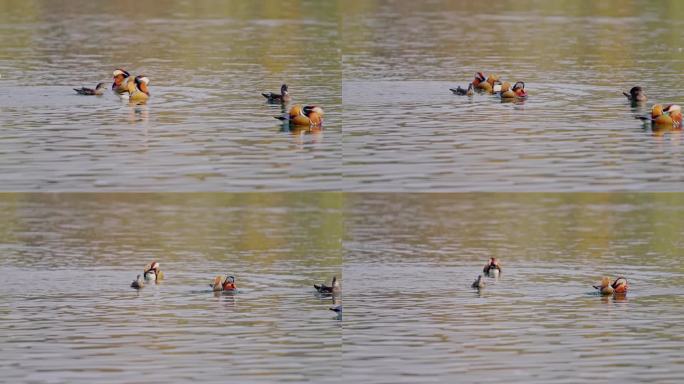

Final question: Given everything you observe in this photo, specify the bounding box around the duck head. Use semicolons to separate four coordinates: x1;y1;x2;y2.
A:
280;84;289;95
629;86;647;102
332;276;340;288
95;82;106;91
112;68;130;86
611;277;628;292
473;72;486;85
513;81;527;97
664;104;682;126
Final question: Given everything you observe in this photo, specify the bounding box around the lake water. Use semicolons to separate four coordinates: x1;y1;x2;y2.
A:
0;193;342;383
0;1;341;191
343;193;684;383
342;0;684;191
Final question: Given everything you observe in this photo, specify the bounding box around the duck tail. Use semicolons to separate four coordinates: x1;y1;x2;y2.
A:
275;116;287;121
262;93;271;98
623;92;631;100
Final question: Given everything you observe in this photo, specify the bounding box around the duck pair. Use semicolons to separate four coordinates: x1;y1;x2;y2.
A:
314;276;340;295
276;104;325;127
210;274;238;292
451;72;527;99
593;276;629;296
471;257;502;289
130;261;163;289
76;68;150;103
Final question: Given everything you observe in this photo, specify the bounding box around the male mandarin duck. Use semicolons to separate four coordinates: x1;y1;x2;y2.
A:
127;75;150;103
314;276;340;295
143;261;163;282
210;275;237;292
450;83;474;96
483;258;502;277
262;84;291;103
664;104;682;128
471;275;485;289
477;74;500;93
512;81;528;98
112;68;131;95
131;274;145;289
74;82;106;96
623;86;647;102
611;277;629;294
471;72;487;87
276;104;324;127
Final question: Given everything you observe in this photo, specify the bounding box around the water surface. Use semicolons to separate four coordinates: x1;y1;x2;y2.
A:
342;0;684;191
0;1;341;191
343;193;684;383
0;193;342;383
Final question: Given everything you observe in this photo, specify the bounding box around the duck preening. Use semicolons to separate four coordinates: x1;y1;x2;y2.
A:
623;86;647;102
262;84;291;103
74;82;106;95
314;276;340;295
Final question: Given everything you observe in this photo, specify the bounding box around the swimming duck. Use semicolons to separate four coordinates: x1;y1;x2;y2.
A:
112;68;131;95
471;72;487;87
276;104;324;127
314;276;340;295
262;84;291;103
593;276;614;296
450;83;474;96
127;75;150;103
483;258;501;277
131;274;145;289
210;274;237;292
623;86;647;102
143;261;163;282
74;82;106;96
611;276;628;294
476;74;500;93
471;275;485;289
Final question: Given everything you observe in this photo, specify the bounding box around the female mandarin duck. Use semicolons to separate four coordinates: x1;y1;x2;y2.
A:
262;84;291;103
131;274;145;289
74;82;106;96
623;86;647;102
143;261;163;282
483;257;502;277
314;276;340;295
127;75;150;103
112;68;131;95
210;275;237;292
450;83;474;96
471;275;485;289
277;104;324;127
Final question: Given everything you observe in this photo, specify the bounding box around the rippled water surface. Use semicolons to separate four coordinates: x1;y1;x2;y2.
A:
0;193;342;383
0;1;341;191
344;193;684;383
342;0;684;191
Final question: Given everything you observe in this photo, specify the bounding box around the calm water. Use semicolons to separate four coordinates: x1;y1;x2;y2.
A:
0;1;341;191
344;194;684;383
0;193;342;383
342;0;684;191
